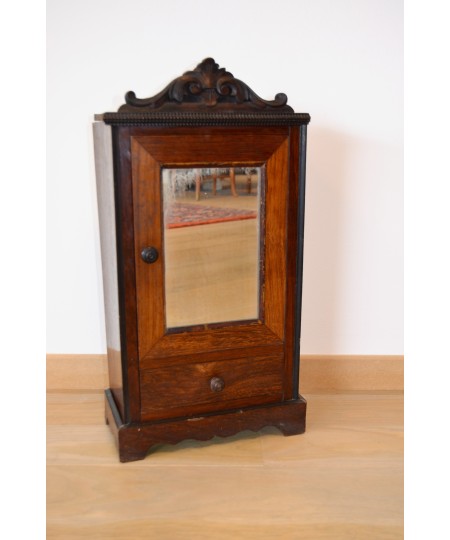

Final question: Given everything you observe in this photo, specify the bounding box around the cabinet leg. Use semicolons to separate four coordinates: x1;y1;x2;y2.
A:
119;447;149;463
276;421;306;437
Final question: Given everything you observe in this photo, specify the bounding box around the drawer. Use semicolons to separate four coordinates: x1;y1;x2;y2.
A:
140;354;284;421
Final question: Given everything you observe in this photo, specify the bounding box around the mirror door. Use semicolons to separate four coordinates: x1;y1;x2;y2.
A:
130;127;290;367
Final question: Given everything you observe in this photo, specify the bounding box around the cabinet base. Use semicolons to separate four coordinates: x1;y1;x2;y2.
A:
105;389;307;463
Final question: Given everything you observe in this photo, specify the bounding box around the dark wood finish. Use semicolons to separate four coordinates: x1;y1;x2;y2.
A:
140;354;284;421
140;246;159;264
95;58;310;461
118;57;293;113
98;59;309;127
112;126;141;423
292;125;308;398
105;389;307;463
101;111;311;128
284;126;301;399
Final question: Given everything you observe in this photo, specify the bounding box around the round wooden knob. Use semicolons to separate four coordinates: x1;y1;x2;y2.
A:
141;246;159;264
210;376;225;392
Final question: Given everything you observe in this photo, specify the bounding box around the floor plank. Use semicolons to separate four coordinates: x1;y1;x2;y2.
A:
47;392;403;539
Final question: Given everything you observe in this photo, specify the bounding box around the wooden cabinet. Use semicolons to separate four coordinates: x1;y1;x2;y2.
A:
94;58;310;462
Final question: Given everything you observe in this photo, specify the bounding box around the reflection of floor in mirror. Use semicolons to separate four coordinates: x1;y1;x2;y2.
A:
166;202;257;230
164;217;260;329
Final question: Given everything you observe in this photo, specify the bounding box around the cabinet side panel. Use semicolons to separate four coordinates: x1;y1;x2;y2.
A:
93;122;124;419
294;125;308;398
284;126;300;400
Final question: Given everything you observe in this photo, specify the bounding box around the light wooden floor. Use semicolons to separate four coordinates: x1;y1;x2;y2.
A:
47;390;403;539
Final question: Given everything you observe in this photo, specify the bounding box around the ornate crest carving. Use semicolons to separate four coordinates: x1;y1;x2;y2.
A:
118;58;294;113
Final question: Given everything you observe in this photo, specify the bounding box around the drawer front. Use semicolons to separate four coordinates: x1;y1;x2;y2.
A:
140;354;284;421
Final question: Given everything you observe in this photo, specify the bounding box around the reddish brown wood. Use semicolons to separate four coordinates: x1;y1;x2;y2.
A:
140;323;282;363
103;124;306;450
105;389;306;463
131;128;291;372
264;137;289;340
95;59;310;460
139;342;284;370
140;354;284;421
132;127;288;164
131;138;165;359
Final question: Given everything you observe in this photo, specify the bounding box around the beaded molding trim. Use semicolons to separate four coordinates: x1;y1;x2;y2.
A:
99;112;311;127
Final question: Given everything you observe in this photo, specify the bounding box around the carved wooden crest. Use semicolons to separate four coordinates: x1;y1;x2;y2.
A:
118;58;294;113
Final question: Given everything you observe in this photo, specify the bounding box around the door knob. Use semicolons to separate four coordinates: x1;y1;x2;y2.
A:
210;376;225;392
141;246;159;264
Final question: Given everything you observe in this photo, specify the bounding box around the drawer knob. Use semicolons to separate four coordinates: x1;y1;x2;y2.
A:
210;376;225;392
141;246;159;264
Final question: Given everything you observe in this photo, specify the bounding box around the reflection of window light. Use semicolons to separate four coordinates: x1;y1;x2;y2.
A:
163;169;195;208
172;168;196;187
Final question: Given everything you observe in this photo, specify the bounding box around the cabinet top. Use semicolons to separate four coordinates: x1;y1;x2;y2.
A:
95;58;310;127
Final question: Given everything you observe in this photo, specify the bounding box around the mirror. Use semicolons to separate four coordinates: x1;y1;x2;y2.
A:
162;166;263;329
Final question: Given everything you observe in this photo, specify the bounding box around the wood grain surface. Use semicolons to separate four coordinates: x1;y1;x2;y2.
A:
130;127;291;366
47;390;403;539
113;126;141;422
131;137;166;357
139;353;284;420
131;127;289;164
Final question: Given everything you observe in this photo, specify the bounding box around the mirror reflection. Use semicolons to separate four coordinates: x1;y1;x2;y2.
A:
162;166;262;329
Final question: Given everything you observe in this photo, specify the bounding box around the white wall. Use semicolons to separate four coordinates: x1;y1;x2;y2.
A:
47;0;403;354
